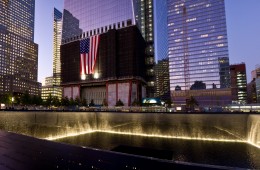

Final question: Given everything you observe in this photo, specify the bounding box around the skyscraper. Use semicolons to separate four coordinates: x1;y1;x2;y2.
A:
53;8;62;86
168;0;231;105
154;0;170;100
61;0;155;97
41;8;63;101
133;0;155;96
230;63;247;104
0;0;40;96
62;0;134;43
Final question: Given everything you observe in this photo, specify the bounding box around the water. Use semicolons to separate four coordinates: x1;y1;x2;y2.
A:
55;132;260;169
0;111;259;168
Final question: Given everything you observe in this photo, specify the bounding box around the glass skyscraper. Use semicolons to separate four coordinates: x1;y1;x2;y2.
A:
0;0;40;96
53;8;62;86
62;0;155;97
62;0;133;42
134;0;155;97
154;0;170;100
41;8;63;101
167;0;230;92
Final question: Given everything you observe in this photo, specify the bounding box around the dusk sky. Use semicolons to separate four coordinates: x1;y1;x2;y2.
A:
35;0;260;83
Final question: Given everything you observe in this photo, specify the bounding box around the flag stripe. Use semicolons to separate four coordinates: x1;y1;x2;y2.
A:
80;35;100;77
92;36;96;72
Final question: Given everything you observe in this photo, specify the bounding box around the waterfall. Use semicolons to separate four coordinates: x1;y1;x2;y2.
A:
248;115;260;148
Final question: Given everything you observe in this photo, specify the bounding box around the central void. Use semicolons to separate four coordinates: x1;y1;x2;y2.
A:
55;132;260;169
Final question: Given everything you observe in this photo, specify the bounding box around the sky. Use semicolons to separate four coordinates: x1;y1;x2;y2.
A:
35;0;260;83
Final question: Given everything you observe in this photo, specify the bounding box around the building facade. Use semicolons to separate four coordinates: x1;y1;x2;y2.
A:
0;0;40;96
154;0;170;101
133;0;155;97
247;65;260;104
53;8;62;86
41;76;62;101
61;25;147;106
62;0;155;97
167;0;231;105
230;63;247;104
41;8;63;101
154;59;170;101
247;79;257;104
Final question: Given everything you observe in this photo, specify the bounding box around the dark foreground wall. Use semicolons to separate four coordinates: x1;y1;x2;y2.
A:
0;112;259;148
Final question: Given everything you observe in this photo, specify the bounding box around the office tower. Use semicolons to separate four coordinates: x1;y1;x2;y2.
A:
168;0;231;105
0;0;40;96
133;0;155;97
251;65;260;103
154;0;170;100
62;0;155;97
41;76;62;101
247;79;257;104
251;65;260;80
154;59;170;101
62;0;133;42
53;8;62;86
230;63;247;104
41;8;63;101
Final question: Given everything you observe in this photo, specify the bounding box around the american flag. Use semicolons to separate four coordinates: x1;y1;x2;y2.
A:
80;35;100;75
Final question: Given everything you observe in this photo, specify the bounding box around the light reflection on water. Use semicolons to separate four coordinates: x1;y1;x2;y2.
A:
54;132;260;169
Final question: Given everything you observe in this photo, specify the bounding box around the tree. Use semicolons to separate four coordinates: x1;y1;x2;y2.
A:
102;98;108;106
46;94;53;106
32;95;42;105
89;99;95;106
61;96;69;106
0;94;12;105
132;98;140;106
69;97;75;106
115;99;124;106
75;96;81;106
81;98;87;106
21;91;31;105
186;96;199;111
165;99;172;107
52;96;60;107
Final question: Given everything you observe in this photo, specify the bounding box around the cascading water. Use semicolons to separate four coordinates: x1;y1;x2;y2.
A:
0;111;260;168
0;111;252;142
247;115;260;148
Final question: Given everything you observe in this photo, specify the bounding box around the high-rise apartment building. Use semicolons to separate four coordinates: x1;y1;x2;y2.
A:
168;0;231;105
61;0;155;97
0;0;40;96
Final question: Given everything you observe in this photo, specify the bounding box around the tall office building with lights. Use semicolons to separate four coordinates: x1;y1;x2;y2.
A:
41;8;63;101
0;0;40;96
133;0;155;96
168;0;231;105
154;0;170;101
53;8;62;86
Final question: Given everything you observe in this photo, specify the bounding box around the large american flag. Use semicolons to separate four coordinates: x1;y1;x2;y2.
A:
80;35;100;75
